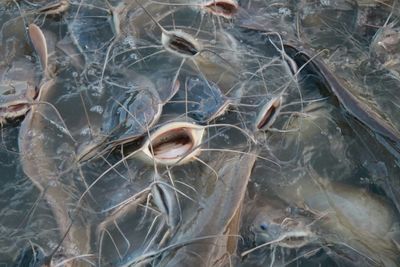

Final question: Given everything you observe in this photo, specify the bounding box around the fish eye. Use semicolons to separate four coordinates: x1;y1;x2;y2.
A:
259;222;268;231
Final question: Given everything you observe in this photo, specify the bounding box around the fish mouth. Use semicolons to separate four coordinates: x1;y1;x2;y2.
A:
275;230;313;248
0;102;31;122
142;122;204;165
256;96;282;130
203;0;239;19
162;31;201;58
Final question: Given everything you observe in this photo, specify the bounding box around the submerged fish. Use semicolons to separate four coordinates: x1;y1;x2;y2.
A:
243;172;400;266
18;80;91;266
76;69;179;162
296;0;358;49
169;75;231;123
0;76;36;125
236;17;400;144
120;152;256;266
0;23;42;125
284;44;400;145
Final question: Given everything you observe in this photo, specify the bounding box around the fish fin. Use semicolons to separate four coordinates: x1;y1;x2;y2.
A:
28;24;48;78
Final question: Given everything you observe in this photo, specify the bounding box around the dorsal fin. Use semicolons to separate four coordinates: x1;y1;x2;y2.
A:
28;24;48;79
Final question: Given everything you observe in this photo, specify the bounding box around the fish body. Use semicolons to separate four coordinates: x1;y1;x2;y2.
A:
246;175;400;266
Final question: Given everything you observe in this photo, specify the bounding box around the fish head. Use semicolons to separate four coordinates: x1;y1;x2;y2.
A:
249;201;315;248
141;121;205;165
0;48;41;124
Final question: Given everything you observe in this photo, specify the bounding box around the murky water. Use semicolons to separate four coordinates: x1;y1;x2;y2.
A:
0;0;400;266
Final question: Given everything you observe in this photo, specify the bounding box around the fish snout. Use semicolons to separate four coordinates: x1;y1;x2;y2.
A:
251;221;283;245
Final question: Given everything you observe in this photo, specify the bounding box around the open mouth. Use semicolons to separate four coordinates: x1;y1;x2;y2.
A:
162;31;201;58
256;96;282;130
203;0;238;19
142;122;204;165
278;231;312;248
0;103;30;120
167;33;199;56
152;128;194;159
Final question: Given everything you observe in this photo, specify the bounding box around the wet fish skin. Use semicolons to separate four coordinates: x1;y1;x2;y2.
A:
284;44;400;144
235;19;400;144
247;199;315;249
259;173;400;267
151;180;182;230
156;153;257;267
0;23;41;124
18;80;91;266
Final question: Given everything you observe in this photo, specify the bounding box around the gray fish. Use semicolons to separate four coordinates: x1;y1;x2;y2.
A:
102;80;163;145
170;76;231;123
76;71;179;162
144;153;257;267
133;0;243;96
151;179;182;230
246;170;400;267
0;79;36;125
284;44;400;144
18;80;91;266
236;17;399;145
244;196;315;250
